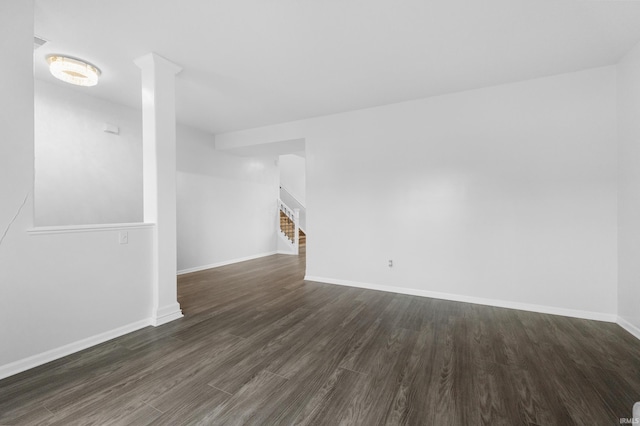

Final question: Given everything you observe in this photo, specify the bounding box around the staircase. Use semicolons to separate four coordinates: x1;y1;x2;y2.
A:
280;186;306;231
298;228;306;250
278;200;305;255
279;210;306;250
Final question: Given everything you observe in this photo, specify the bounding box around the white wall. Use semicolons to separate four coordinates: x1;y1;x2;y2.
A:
618;40;640;337
34;79;143;226
177;125;278;273
279;154;306;205
34;77;278;275
0;0;154;379
216;66;618;320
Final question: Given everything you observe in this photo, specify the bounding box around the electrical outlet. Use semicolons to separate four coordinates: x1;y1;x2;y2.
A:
388;259;393;268
119;231;128;245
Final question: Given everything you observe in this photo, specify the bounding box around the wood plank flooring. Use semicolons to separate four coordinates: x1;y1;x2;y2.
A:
1;250;640;425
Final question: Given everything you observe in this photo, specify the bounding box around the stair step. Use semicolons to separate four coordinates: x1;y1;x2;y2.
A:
279;210;306;248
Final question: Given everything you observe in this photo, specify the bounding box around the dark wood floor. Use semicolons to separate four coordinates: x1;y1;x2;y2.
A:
1;250;640;425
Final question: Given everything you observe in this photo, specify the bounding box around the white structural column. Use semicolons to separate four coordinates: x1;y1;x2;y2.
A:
134;53;183;326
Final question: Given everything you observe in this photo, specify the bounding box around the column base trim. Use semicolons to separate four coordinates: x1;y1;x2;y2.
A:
151;303;183;326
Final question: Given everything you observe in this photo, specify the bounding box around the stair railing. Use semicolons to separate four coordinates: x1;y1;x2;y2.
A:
278;199;299;252
279;185;305;209
279;185;306;233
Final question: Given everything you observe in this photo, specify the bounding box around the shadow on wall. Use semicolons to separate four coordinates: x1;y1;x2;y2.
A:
34;79;143;226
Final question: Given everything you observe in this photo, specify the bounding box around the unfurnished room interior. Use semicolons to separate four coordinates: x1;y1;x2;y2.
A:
2;0;640;424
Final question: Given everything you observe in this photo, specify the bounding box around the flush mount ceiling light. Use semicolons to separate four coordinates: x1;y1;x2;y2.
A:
46;55;101;87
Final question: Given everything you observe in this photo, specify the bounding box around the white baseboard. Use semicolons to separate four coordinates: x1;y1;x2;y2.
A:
277;250;297;255
0;318;152;381
177;251;277;275
304;275;617;323
618;316;640;340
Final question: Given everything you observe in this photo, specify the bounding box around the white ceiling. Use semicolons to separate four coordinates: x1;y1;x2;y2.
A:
34;0;640;135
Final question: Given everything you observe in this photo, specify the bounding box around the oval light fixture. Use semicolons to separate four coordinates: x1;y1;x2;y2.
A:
46;55;101;87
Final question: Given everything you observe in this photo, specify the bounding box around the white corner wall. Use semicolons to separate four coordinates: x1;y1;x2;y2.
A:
177;124;278;274
0;0;155;380
34;79;143;226
279;154;306;205
216;66;618;321
617;40;640;339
